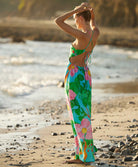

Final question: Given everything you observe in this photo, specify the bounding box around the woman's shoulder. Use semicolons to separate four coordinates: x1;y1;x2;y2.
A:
92;28;100;39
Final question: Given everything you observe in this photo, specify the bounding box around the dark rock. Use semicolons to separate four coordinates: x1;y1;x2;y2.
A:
99;153;109;158
70;135;74;138
57;154;64;157
103;119;109;122
129;101;135;104
133;155;138;161
65;157;71;159
71;152;75;156
132;119;138;122
96;162;105;166
128;125;138;128
60;132;65;135
55;122;61;125
15;124;22;128
123;156;133;161
51;152;56;154
116;136;124;138
118;141;125;148
131;134;138;138
109;154;115;158
19;154;24;156
111;121;118;123
57;80;64;88
109;146;116;152
98;148;104;152
51;133;58;136
21;135;27;138
113;124;119;127
5;155;11;158
121;148;132;156
126;135;132;142
65;122;71;125
111;159;118;163
7;125;13;128
129;140;137;146
102;144;110;148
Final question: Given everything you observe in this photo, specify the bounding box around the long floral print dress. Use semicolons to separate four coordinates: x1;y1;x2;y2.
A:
64;32;98;163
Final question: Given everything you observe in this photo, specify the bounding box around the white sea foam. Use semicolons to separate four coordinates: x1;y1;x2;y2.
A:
0;40;138;109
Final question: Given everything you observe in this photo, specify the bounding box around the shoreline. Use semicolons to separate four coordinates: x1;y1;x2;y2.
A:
0;17;138;48
0;94;138;166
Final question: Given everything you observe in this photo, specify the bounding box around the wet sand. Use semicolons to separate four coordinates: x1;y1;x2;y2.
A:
0;17;138;48
0;80;138;166
93;80;138;94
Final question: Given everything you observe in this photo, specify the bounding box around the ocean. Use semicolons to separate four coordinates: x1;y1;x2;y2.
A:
0;38;138;111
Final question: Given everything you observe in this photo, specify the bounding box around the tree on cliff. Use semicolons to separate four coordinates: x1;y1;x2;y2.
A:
17;0;84;18
89;0;138;27
0;0;137;27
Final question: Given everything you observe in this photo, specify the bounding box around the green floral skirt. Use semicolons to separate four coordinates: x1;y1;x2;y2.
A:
64;62;98;162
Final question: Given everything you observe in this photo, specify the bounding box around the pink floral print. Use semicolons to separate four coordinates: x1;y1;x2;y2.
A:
75;118;92;140
69;89;76;100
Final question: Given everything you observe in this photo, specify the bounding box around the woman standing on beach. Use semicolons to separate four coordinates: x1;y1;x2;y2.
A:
55;2;100;164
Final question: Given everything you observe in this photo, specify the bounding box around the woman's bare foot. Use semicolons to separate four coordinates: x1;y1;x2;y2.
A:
64;159;84;164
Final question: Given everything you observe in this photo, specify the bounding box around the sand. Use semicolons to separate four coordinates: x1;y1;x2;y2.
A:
0;94;138;167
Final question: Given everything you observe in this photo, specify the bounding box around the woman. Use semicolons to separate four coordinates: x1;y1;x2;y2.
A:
55;2;100;164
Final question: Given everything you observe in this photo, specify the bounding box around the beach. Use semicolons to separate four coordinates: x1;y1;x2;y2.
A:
0;16;138;167
0;93;138;167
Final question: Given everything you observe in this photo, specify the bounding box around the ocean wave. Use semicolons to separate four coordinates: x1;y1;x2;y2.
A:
127;52;138;59
2;56;66;66
1;84;34;97
1;78;59;97
3;57;36;65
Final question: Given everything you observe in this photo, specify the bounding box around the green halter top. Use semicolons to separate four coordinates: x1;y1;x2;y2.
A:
69;31;94;64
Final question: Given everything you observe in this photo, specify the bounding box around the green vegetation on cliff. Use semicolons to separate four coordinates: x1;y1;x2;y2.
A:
18;0;138;27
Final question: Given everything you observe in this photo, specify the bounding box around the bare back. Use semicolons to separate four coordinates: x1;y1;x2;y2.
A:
70;30;96;67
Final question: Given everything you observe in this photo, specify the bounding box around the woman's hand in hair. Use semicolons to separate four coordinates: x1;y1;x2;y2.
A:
88;7;95;20
74;3;89;13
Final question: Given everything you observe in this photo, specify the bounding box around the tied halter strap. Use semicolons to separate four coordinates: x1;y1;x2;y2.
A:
84;31;94;64
83;30;94;53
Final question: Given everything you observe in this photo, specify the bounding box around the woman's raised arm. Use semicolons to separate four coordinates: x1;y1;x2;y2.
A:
54;4;88;39
89;7;100;39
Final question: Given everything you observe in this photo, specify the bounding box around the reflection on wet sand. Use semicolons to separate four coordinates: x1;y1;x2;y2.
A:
93;80;138;94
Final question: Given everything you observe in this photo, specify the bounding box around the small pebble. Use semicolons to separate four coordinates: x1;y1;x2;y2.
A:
129;101;135;104
133;155;138;161
123;156;133;161
70;135;74;138
71;152;75;156
51;133;58;136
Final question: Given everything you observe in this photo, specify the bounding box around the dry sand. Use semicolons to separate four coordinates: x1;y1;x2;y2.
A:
0;94;138;167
